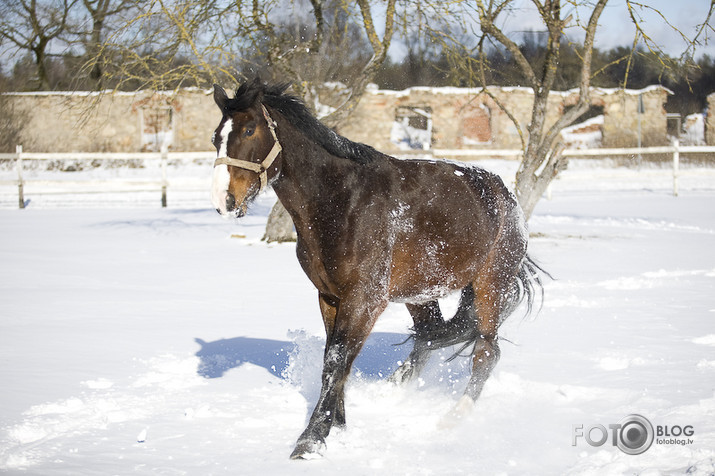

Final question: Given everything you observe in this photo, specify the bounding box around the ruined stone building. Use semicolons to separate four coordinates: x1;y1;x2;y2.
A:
707;92;715;146
4;83;702;154
340;84;674;151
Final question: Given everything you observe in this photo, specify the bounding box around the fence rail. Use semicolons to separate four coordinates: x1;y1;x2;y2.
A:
2;142;714;208
1;146;215;208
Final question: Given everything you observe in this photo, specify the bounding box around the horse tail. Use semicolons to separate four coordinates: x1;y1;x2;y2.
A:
412;254;550;358
508;254;551;320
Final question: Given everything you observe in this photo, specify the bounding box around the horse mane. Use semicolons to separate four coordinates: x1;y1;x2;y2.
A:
225;78;380;165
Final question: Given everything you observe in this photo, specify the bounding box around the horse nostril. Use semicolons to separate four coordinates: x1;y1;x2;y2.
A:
226;193;236;211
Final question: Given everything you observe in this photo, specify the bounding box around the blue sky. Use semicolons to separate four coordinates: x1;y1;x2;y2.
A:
383;1;713;63
1;0;711;76
506;0;714;59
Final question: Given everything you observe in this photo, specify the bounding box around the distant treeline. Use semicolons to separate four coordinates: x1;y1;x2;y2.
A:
2;40;713;119
375;40;714;118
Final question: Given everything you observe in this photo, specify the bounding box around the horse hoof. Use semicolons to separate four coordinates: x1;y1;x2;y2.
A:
438;395;475;429
290;439;326;460
388;361;414;385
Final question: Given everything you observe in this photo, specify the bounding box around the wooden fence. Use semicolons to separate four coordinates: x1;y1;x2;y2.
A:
1;141;714;208
0;146;214;208
427;140;715;197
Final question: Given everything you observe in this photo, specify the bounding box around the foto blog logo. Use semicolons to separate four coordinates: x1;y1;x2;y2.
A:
572;414;695;455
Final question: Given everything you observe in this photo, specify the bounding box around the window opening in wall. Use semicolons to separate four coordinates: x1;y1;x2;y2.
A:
391;105;433;150
560;105;605;149
140;106;174;151
681;113;706;145
666;113;682;139
563;104;604;122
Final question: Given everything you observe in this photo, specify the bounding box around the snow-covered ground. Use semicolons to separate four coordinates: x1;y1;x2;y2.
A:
1;158;714;474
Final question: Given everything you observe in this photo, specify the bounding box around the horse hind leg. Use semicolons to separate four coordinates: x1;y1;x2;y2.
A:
436;279;505;427
461;255;525;404
389;300;444;384
391;285;480;385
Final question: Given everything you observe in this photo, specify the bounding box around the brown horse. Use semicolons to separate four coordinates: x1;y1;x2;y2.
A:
210;78;546;459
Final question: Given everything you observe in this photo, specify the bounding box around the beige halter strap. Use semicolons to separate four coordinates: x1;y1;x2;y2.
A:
214;104;282;192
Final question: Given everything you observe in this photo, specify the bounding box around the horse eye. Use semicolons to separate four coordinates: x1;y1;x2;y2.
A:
243;120;256;137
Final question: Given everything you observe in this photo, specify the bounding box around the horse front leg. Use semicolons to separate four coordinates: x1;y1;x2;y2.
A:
290;295;387;460
317;292;345;427
290;339;350;459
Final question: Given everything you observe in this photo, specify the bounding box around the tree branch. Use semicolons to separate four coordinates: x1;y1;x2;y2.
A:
475;0;539;89
539;0;607;154
321;0;396;127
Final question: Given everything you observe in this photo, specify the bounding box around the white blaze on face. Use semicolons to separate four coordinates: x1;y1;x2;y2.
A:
211;119;233;214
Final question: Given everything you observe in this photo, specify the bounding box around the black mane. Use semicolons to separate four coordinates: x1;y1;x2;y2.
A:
225;78;380;165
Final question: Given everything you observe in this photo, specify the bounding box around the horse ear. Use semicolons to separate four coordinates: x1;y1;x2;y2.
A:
213;84;228;111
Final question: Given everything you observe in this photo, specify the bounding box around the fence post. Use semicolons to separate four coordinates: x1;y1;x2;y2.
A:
16;145;24;209
160;145;168;208
672;138;679;197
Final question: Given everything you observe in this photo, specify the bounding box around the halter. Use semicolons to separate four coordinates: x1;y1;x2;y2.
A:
214;104;282;192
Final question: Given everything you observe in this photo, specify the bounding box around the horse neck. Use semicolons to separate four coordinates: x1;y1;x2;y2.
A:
270;114;349;217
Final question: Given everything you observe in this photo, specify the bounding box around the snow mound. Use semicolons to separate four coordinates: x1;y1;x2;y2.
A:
560;115;603;149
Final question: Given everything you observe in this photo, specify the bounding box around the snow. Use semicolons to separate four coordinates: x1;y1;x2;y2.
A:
390;119;431;150
1;158;714;474
368;84;672;98
560;115;604;149
683;113;706;146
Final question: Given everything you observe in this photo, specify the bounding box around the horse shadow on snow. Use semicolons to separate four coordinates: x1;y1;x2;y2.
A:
194;332;413;382
195;331;475;414
195;331;473;408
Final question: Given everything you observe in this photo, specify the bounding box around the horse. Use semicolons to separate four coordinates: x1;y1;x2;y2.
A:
210;78;546;459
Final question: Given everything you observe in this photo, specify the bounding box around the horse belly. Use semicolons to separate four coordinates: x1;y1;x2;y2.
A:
387;241;484;304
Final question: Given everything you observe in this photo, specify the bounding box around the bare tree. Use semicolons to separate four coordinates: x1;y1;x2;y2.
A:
255;0;397;241
0;0;78;90
321;0;396;127
237;0;396;128
0;93;28;152
84;0;396;109
455;0;608;220
434;0;714;220
82;0;235;91
79;0;135;87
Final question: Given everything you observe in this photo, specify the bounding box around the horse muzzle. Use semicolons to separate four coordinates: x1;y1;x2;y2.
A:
211;163;253;218
225;192;249;218
214;191;249;218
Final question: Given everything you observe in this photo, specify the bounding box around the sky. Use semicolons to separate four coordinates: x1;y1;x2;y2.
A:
1;0;712;78
383;0;714;62
503;0;714;59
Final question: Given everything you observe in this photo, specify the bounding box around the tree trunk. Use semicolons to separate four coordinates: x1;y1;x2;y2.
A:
515;146;568;220
262;200;297;243
34;45;50;90
469;0;608;221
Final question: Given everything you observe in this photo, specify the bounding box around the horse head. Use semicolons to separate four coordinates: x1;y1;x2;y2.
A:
211;81;282;217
